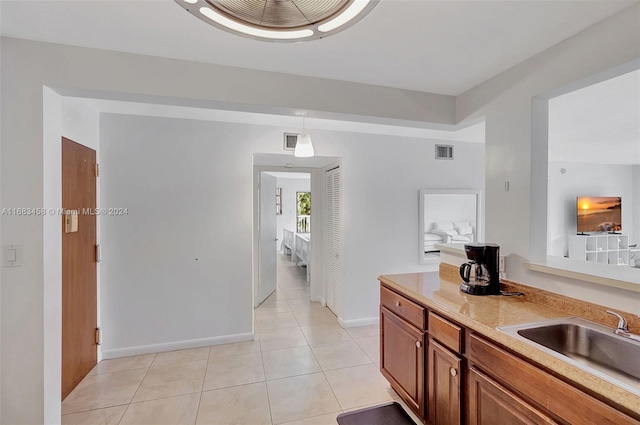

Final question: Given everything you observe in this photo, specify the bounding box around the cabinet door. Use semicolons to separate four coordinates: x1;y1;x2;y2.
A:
428;339;461;425
468;367;558;425
380;306;425;418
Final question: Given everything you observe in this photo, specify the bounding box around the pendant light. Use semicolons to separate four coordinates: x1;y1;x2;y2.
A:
295;114;315;158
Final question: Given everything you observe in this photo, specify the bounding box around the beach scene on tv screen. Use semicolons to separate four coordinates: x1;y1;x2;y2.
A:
577;197;622;232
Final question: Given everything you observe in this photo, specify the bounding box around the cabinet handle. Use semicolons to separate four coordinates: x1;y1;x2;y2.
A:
450;368;457;377
395;301;401;308
416;340;422;348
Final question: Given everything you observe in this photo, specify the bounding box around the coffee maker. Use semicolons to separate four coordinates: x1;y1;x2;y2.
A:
459;243;501;295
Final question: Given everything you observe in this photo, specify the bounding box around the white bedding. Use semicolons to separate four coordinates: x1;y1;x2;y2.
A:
294;233;311;282
282;228;296;254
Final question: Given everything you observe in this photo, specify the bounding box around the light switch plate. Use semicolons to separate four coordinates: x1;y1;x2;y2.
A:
3;244;23;267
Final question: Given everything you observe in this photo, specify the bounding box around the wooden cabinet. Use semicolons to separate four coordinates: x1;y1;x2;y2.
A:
427;339;461;425
468;367;557;425
379;282;640;425
380;305;425;417
469;334;640;425
381;285;426;328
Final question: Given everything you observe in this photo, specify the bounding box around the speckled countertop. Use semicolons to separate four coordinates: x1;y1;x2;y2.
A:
378;271;640;416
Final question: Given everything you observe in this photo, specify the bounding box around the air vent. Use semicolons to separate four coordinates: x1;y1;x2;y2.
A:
435;144;454;160
284;133;299;151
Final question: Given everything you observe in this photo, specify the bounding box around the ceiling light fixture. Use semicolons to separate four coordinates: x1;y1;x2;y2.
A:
295;114;314;158
175;0;378;43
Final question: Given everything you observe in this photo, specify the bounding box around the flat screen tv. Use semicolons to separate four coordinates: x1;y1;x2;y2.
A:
576;196;622;233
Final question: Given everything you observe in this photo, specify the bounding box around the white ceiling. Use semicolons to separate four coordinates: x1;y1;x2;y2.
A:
4;1;636;162
549;69;640;165
1;0;636;95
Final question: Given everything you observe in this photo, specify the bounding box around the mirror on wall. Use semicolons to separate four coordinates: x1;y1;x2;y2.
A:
419;189;482;264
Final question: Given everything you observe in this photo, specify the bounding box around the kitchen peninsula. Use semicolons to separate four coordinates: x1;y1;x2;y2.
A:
378;268;640;425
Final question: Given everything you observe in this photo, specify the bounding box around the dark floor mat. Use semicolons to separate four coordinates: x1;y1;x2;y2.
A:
336;402;417;425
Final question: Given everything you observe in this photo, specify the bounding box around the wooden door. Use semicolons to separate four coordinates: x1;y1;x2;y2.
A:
380;306;425;418
258;172;277;304
62;137;97;400
427;339;461;425
468;367;557;425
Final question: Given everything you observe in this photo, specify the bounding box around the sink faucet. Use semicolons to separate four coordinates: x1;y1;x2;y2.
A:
606;310;640;342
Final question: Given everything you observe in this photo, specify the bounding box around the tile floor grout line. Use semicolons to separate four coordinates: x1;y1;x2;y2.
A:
115;404;129;425
199;346;212;394
322;367;347;414
259;345;276;425
111;361;154;424
62;401;131;417
193;386;205;425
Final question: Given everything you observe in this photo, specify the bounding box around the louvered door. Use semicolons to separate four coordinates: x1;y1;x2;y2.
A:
326;166;343;317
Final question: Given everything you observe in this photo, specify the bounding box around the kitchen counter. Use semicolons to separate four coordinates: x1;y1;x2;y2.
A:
378;271;640;416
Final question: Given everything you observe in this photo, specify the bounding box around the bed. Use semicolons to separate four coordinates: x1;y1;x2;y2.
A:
282;228;296;255
294;233;311;282
425;221;475;252
424;232;444;253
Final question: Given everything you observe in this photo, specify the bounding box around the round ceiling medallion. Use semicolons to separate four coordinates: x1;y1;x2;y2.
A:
175;0;378;42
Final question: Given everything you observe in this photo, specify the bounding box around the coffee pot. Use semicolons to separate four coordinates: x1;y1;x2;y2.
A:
459;261;491;286
459;243;501;296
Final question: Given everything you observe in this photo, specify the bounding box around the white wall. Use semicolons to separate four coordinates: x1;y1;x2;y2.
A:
98;113;484;350
332;135;484;322
0;36;456;424
99;115;259;355
633;165;640;247
0;4;3;418
276;176;311;250
455;4;640;311
547;161;634;257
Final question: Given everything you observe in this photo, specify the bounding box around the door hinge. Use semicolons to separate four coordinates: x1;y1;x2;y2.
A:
95;163;100;177
95;327;102;345
96;244;102;263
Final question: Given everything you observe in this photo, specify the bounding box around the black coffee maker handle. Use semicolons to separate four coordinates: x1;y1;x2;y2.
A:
460;262;473;282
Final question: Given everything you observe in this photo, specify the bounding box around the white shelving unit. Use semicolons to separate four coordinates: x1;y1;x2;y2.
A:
568;234;630;266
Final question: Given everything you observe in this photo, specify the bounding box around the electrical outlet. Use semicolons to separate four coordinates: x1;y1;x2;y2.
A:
499;256;506;273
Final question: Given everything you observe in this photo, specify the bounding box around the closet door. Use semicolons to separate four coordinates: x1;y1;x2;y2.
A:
326;166;343;317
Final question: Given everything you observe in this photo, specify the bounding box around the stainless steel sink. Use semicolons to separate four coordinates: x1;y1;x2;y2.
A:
498;317;640;395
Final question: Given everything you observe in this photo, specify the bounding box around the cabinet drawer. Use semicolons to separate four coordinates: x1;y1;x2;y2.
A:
469;334;640;425
380;286;425;329
428;311;462;354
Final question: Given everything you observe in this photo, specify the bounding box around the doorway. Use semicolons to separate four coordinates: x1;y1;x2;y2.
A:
61;137;98;400
256;170;312;306
252;156;344;323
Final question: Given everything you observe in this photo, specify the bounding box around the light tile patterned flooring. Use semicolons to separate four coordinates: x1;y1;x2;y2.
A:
62;253;420;425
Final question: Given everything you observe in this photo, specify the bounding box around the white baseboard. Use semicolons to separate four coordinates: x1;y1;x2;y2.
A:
338;316;379;328
101;332;254;360
310;295;326;305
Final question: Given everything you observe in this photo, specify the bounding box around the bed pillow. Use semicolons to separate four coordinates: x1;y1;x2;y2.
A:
457;225;474;236
434;222;454;231
453;221;469;228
